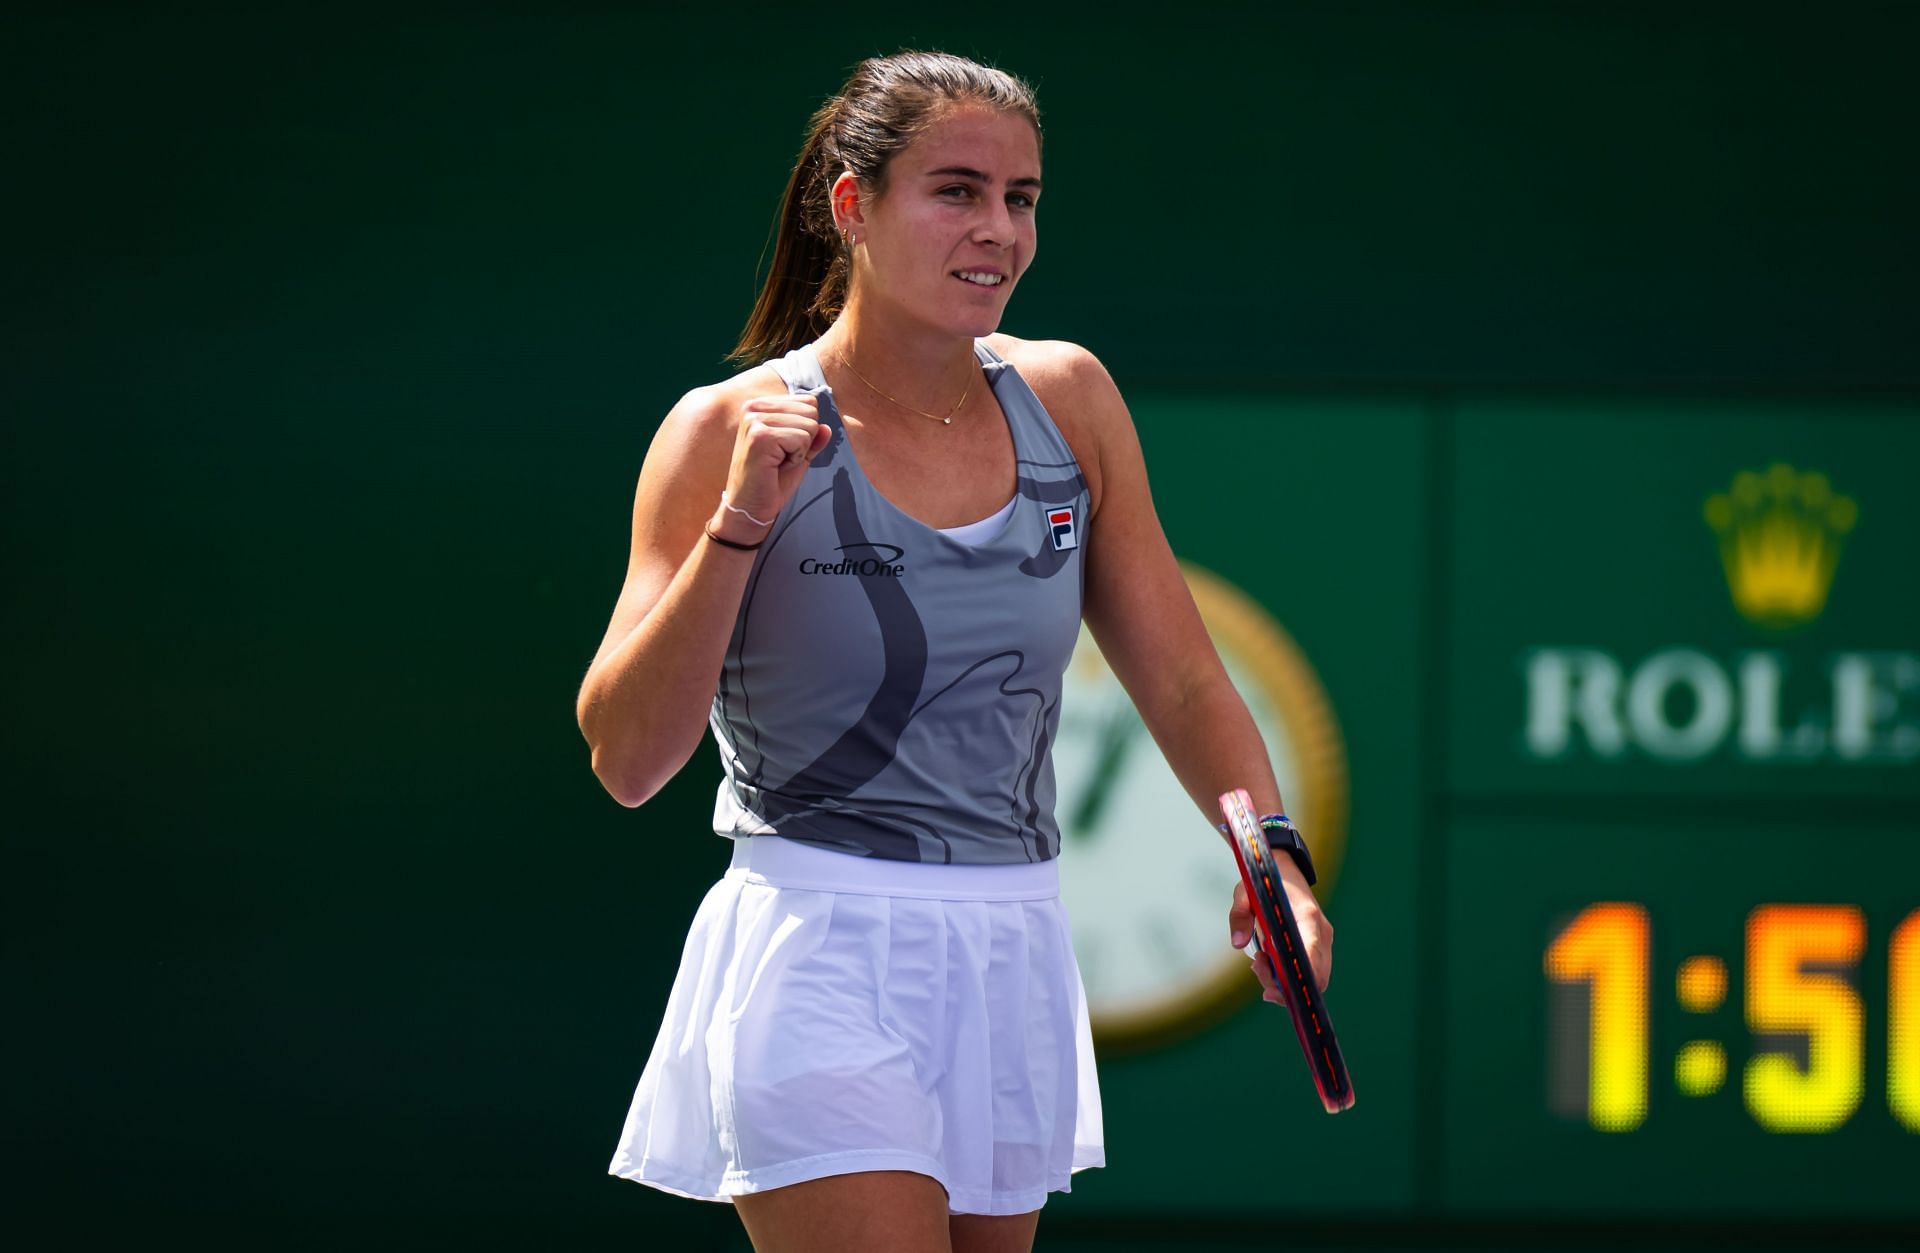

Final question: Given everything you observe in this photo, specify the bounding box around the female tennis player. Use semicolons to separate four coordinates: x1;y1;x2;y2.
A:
577;50;1333;1253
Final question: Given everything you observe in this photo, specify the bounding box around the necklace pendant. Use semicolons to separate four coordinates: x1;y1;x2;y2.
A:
943;416;953;425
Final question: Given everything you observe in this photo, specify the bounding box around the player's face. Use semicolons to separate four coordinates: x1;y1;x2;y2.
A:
850;104;1041;339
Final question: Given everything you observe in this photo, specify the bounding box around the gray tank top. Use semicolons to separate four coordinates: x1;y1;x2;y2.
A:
709;339;1090;864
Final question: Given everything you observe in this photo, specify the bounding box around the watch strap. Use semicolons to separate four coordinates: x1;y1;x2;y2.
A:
1259;814;1318;887
1215;812;1318;886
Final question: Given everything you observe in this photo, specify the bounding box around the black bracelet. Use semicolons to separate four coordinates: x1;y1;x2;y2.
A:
704;525;765;552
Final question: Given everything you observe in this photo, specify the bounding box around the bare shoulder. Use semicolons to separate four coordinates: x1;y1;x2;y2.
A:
985;334;1119;402
656;359;791;450
985;334;1130;512
632;359;793;536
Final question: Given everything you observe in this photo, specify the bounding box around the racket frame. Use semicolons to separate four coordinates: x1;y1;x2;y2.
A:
1220;787;1356;1114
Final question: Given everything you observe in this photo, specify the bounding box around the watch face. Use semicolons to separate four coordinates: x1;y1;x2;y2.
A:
1055;562;1348;1051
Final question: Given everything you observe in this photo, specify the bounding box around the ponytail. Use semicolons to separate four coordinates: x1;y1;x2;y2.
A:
727;51;1042;366
729;101;848;365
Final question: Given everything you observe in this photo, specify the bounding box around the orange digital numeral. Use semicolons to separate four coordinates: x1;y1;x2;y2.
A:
1546;903;1649;1132
1892;909;1919;1133
1744;904;1865;1133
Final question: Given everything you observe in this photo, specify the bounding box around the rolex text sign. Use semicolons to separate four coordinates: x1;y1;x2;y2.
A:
1523;648;1920;763
1445;398;1920;800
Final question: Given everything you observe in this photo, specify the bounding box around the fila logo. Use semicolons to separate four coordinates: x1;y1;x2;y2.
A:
1047;506;1079;551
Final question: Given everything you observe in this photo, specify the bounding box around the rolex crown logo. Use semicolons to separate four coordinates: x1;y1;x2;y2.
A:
1703;463;1857;629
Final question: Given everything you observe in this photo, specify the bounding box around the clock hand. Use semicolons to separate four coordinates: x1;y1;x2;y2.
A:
1066;699;1144;841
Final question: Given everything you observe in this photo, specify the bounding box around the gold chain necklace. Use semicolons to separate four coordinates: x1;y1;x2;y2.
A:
833;349;974;426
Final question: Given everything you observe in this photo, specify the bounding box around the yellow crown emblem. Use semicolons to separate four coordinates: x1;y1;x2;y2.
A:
1703;463;1857;629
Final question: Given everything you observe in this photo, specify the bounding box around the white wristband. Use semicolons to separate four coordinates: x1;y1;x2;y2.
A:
720;490;774;529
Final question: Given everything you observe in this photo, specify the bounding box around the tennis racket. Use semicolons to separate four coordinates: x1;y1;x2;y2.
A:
1220;787;1355;1113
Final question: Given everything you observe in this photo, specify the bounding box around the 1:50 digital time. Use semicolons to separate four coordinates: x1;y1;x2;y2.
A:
1546;903;1919;1134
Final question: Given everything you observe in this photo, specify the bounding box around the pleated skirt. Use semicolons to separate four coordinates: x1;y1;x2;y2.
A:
606;834;1106;1216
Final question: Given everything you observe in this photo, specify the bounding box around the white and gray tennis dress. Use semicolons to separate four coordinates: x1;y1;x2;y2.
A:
606;339;1106;1216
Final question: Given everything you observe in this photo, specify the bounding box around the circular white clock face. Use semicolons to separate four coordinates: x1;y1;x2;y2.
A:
1055;562;1348;1050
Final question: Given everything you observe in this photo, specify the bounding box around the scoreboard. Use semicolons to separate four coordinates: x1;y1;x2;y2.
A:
1052;392;1919;1220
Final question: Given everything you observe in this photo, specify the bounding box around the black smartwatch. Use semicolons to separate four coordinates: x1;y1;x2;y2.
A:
1260;814;1318;887
1219;812;1318;887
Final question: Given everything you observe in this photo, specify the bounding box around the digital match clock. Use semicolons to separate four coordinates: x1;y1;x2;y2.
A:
1546;903;1920;1134
1435;811;1920;1216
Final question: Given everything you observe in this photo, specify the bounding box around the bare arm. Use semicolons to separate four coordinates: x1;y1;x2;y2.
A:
1023;342;1334;993
575;378;829;807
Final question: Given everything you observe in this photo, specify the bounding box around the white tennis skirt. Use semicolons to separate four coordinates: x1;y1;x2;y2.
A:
607;834;1106;1216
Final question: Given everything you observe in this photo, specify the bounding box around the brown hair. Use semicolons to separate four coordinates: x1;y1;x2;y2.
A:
729;51;1042;365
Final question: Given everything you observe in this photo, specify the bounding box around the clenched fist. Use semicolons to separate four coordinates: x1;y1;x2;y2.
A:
709;395;833;543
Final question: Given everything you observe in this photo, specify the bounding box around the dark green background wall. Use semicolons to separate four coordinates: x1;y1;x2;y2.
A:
6;2;1916;1248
